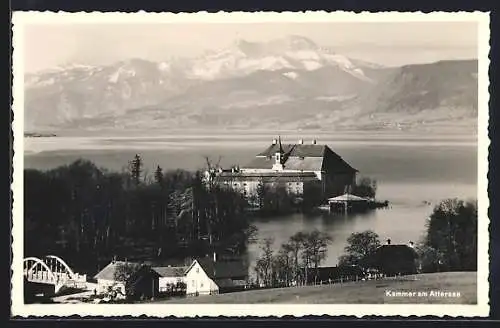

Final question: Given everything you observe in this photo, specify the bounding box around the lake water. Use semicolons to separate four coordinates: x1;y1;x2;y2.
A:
23;134;478;272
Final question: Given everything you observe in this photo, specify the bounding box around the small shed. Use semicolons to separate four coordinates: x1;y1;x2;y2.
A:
152;266;187;293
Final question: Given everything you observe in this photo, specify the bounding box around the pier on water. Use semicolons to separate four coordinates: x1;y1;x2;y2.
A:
327;193;389;215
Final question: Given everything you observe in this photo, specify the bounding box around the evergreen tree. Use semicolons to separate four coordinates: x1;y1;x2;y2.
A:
154;165;164;187
129;154;143;187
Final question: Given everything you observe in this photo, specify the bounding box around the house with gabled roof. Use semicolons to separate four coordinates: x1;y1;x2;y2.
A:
152;265;187;293
210;137;358;201
94;260;160;299
184;254;248;296
364;239;419;276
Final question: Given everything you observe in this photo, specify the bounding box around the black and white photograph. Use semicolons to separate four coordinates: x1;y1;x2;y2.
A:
11;11;490;317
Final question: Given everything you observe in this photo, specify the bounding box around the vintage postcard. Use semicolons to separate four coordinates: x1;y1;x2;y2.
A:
11;11;490;317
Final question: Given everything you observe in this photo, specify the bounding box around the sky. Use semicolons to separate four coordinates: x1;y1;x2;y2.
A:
23;21;478;72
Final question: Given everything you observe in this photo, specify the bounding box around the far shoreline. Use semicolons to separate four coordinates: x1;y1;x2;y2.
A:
23;128;478;140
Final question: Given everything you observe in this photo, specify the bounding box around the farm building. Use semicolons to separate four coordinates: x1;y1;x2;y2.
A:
152;265;187;293
366;239;419;276
207;137;358;202
94;260;160;299
94;261;131;295
185;255;248;296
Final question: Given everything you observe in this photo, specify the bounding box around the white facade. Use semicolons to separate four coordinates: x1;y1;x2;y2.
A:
185;260;219;296
158;276;186;292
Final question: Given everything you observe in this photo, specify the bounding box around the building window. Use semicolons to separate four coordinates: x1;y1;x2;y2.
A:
192;280;195;287
196;268;199;273
200;282;204;288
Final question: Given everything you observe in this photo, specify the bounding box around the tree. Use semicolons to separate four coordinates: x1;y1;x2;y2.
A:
301;229;332;284
129;154;143;187
351;176;377;199
275;243;294;286
112;262;142;299
256;179;266;209
341;230;381;267
254;237;275;287
288;231;306;283
423;198;477;271
306;229;332;270
154;165;164;187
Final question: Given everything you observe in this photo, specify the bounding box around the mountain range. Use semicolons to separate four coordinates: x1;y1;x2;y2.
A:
24;35;478;134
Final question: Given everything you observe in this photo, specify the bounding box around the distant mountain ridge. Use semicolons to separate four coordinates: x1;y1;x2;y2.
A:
24;35;478;134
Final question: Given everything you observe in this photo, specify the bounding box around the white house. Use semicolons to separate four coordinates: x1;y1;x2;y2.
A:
152;266;187;293
185;255;248;296
94;260;161;299
93;260;134;295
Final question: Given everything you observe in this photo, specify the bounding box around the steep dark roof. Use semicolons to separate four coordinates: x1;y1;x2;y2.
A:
152;266;187;278
248;143;357;173
194;258;248;280
374;244;418;258
257;144;326;157
367;244;419;268
367;244;419;275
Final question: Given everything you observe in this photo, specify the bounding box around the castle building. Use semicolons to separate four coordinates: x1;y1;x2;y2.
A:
208;137;358;202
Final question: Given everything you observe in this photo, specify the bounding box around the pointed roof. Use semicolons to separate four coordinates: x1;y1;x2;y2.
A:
328;194;368;202
152;266;188;277
278;136;284;155
94;261;140;280
186;258;248;280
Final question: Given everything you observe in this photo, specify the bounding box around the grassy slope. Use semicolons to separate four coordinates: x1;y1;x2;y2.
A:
155;272;477;304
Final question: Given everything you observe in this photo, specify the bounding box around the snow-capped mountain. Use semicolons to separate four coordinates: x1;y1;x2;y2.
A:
185;35;373;81
23;36;478;134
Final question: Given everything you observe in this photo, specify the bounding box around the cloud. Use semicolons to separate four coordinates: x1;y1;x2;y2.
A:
23;21;478;72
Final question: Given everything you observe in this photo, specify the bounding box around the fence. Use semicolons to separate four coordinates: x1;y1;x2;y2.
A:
250;272;419;290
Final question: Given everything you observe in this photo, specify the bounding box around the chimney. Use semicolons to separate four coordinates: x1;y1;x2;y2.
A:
311;139;317;145
272;139;277;145
408;241;414;248
298;139;303;144
386;238;391;245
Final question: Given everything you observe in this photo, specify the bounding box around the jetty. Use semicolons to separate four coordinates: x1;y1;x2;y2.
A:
319;193;389;214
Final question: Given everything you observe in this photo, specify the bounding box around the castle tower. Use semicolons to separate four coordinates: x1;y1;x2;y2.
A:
272;136;285;171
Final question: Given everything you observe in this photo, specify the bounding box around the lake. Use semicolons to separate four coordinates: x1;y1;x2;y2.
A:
23;133;478;272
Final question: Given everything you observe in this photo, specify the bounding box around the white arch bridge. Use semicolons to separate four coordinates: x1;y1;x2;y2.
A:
23;255;87;293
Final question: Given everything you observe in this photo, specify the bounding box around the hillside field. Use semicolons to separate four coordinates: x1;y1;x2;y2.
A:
154;272;477;304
